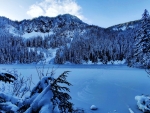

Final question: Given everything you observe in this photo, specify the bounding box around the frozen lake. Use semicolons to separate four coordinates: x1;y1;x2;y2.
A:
0;64;149;113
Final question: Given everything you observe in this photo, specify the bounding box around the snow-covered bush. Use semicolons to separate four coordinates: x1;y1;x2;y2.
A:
0;67;77;113
0;69;33;98
0;92;23;112
0;70;32;112
0;72;22;112
135;95;150;112
22;71;74;113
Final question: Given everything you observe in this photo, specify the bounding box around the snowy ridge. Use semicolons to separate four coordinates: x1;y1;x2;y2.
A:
0;14;87;38
0;14;140;38
107;19;140;31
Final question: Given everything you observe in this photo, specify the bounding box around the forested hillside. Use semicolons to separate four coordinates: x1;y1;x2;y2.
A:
0;10;149;68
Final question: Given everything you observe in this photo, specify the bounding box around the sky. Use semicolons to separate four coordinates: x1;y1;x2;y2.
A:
0;0;150;28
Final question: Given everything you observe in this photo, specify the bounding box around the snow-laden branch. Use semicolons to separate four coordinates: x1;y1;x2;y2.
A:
0;73;16;83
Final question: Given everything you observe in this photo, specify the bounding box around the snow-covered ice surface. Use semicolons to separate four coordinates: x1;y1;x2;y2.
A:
0;64;149;113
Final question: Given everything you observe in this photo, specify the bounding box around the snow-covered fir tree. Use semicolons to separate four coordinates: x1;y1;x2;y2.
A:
133;9;150;68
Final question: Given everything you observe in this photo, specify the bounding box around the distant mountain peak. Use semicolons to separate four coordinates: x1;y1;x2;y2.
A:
0;14;88;37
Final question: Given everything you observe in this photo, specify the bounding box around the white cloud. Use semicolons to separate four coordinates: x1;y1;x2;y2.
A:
27;5;44;17
27;0;86;21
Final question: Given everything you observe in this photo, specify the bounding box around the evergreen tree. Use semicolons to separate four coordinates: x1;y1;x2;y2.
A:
133;9;150;68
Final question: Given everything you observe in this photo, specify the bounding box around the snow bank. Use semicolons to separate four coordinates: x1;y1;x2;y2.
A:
135;95;150;112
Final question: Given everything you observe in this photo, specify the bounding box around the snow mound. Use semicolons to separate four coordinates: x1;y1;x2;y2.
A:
90;105;97;110
135;95;150;112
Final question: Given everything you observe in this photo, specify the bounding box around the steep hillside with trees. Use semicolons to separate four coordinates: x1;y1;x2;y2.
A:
0;11;149;66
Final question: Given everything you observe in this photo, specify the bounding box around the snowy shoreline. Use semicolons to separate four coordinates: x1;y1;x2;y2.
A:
0;63;133;69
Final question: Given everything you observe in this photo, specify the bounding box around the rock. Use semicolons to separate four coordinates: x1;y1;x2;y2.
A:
90;105;98;110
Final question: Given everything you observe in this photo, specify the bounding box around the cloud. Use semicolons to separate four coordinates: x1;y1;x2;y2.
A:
27;0;86;20
27;4;44;17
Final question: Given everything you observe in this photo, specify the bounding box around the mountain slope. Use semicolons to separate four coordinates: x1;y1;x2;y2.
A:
107;19;140;31
0;14;88;38
0;14;141;64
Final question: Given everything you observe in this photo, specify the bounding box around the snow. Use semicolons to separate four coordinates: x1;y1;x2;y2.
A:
112;26;127;31
22;31;53;39
112;25;135;31
112;27;118;31
47;48;57;64
25;85;55;113
90;105;97;110
135;95;150;112
121;26;126;30
83;60;125;65
8;25;20;37
129;108;134;113
0;102;18;112
0;92;23;112
0;64;149;112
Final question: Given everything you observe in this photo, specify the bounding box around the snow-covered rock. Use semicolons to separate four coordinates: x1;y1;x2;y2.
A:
135;95;150;112
90;105;97;110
